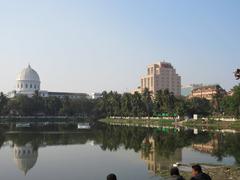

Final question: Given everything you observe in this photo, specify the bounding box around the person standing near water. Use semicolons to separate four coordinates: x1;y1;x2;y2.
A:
190;165;211;180
166;167;185;180
107;174;117;180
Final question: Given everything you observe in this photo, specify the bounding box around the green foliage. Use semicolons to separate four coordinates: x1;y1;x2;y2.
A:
0;93;96;117
186;97;212;117
1;84;240;119
221;84;240;118
0;92;8;115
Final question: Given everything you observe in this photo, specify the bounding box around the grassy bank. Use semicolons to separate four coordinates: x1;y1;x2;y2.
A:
100;118;240;130
183;119;240;130
100;118;175;127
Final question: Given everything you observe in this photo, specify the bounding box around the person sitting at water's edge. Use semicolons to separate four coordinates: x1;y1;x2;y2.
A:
107;173;117;180
190;165;211;180
166;167;185;180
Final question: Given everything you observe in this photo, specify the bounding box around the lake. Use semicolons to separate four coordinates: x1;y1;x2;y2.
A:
0;122;239;180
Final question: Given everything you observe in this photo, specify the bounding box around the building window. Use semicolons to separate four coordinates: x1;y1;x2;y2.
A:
30;84;32;88
21;84;23;88
25;84;28;88
34;85;36;89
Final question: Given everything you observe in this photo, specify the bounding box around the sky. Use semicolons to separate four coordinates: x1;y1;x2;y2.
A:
0;0;240;94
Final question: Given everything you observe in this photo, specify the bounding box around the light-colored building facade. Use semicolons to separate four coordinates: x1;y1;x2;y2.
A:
15;64;41;96
130;87;141;94
8;65;89;99
181;84;203;97
189;85;226;100
91;92;103;99
140;62;181;96
227;90;234;96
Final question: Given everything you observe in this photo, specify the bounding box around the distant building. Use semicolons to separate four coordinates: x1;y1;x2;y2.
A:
42;92;89;99
189;84;226;100
227;90;234;96
181;84;203;97
8;65;90;99
140;62;181;96
91;92;103;99
131;86;141;94
15;64;41;96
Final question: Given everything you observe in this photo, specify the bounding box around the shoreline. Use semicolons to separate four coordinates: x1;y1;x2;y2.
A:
180;166;240;180
158;165;240;180
100;118;175;127
0;116;89;123
100;118;240;130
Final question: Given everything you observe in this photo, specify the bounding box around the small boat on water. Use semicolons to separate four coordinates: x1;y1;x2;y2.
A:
16;123;31;128
77;123;91;129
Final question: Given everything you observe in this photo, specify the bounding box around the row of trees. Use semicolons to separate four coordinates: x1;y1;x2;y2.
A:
98;89;212;118
219;85;240;117
98;85;240;118
0;93;96;117
0;84;240;118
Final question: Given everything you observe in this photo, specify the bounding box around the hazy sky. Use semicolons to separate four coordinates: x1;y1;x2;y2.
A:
0;0;239;93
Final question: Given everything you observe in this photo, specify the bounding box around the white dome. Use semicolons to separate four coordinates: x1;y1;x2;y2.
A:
16;65;41;95
17;65;40;82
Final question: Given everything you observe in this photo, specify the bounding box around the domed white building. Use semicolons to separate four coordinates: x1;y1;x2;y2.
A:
16;64;41;96
8;64;90;99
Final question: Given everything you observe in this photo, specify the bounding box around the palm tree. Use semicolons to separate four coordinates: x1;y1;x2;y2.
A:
142;88;153;119
0;92;8;115
153;90;164;116
212;93;224;115
121;93;133;117
132;92;144;118
168;92;176;116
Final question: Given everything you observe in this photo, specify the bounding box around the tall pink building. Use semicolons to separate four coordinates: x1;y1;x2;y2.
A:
140;62;181;96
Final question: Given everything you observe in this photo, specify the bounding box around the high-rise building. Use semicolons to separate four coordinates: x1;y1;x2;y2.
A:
140;62;181;96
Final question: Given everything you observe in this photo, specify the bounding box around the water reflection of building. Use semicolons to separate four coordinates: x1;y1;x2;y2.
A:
141;137;182;174
192;136;219;154
13;143;38;175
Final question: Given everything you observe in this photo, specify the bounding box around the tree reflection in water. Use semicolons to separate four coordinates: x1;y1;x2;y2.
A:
0;123;240;176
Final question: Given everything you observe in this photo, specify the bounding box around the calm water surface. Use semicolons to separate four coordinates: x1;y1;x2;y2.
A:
0;123;239;180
